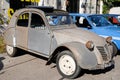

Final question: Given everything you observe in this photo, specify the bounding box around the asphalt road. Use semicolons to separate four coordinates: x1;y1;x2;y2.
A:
0;52;120;80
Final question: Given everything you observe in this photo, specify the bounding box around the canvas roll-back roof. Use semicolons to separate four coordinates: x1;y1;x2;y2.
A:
26;6;68;15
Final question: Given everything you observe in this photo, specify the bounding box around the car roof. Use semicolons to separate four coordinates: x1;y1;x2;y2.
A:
46;9;69;16
69;13;105;17
104;14;120;16
69;13;89;17
26;6;69;15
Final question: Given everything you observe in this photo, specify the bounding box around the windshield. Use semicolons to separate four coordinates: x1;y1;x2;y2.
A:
46;15;73;26
88;15;112;27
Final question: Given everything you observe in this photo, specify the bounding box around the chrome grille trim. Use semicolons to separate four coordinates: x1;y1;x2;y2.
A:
97;46;108;61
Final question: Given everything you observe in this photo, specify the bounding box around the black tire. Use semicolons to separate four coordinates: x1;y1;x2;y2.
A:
111;42;118;56
6;45;17;57
56;50;81;79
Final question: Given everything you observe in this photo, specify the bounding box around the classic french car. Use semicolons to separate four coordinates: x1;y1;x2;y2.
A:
4;7;114;79
70;13;120;55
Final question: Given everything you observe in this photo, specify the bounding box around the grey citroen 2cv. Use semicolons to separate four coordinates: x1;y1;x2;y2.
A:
4;7;114;79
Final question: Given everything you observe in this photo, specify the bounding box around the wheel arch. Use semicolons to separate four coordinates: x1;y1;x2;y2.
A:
47;42;98;69
112;41;119;50
46;45;71;65
111;42;118;55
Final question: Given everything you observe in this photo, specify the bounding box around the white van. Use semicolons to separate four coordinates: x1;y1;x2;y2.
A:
109;7;120;14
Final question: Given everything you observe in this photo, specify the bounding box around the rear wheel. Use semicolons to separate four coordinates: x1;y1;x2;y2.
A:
56;50;81;79
6;45;17;57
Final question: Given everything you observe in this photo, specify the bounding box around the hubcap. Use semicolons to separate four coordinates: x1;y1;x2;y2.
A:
6;45;14;55
59;54;76;75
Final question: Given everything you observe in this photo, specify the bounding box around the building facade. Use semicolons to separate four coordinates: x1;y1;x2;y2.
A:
0;0;9;18
38;0;103;14
0;0;103;19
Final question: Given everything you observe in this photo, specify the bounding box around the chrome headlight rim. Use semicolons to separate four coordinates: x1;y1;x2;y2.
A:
106;36;112;43
86;41;94;51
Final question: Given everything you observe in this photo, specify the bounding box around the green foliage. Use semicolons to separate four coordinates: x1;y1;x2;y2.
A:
0;14;6;53
0;36;6;53
0;14;4;25
0;13;9;25
103;5;109;14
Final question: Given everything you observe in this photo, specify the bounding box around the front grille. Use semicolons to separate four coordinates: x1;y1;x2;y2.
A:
97;46;108;61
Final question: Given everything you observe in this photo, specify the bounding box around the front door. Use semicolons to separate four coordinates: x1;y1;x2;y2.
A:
28;12;51;56
16;12;29;49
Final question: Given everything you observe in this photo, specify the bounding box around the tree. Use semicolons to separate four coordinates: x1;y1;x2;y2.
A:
0;14;4;25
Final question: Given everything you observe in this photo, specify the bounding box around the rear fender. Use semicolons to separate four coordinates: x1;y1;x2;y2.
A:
4;27;16;47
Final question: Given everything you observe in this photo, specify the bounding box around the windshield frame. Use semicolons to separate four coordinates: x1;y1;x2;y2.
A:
45;13;74;27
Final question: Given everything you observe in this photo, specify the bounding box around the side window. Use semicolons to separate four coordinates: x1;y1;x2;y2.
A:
17;13;29;27
31;13;45;29
108;16;113;23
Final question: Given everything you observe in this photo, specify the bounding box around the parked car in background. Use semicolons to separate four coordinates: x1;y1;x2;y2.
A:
109;7;120;14
70;13;120;55
104;14;120;26
4;7;114;79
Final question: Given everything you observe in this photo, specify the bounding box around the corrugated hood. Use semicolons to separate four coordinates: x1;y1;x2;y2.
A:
53;28;106;46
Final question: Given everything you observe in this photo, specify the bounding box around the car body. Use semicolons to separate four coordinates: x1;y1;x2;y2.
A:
70;13;120;54
104;14;120;26
4;8;114;79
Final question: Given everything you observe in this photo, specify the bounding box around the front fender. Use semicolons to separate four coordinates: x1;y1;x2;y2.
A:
62;42;98;69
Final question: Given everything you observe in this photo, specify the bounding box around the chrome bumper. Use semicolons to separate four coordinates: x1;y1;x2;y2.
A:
90;60;114;70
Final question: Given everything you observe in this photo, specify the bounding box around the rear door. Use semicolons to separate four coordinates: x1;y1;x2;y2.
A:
16;12;30;49
28;12;51;56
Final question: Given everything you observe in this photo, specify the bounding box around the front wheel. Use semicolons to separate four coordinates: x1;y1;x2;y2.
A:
6;45;17;57
56;50;81;79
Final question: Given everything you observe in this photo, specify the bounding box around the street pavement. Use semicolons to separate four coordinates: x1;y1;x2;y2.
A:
0;52;120;80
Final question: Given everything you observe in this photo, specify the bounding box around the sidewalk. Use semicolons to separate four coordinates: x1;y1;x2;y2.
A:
0;53;120;80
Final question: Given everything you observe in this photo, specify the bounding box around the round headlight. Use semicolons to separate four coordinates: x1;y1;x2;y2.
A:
106;36;112;43
86;41;94;50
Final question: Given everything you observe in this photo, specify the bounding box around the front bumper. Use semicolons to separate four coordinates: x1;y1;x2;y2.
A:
90;60;114;70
